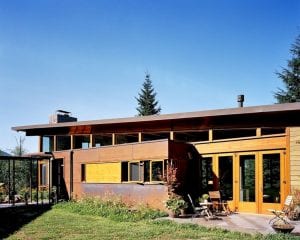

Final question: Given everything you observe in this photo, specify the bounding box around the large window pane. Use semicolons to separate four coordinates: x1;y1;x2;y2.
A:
74;135;90;149
56;136;71;151
240;155;255;202
121;162;128;182
130;162;140;181
201;157;213;193
263;153;280;203
219;156;233;200
42;136;54;152
151;161;163;181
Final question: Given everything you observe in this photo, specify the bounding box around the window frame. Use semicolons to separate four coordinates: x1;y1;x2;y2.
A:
125;159;166;183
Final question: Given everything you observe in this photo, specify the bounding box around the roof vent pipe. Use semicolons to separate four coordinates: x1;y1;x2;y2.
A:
237;94;244;107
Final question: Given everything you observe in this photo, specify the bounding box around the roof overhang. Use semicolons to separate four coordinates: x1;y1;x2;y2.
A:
12;102;300;136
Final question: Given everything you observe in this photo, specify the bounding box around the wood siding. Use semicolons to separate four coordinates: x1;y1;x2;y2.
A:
290;127;300;190
195;135;286;154
85;163;121;183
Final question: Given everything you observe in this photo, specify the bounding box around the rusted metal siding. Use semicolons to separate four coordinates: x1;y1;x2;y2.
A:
82;183;168;210
53;140;173;208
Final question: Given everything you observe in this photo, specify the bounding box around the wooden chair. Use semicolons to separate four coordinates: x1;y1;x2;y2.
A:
208;191;231;215
268;195;293;225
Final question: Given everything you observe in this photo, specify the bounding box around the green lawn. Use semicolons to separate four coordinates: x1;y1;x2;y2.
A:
2;202;298;240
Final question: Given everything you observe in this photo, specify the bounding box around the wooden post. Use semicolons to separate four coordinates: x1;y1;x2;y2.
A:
53;136;57;151
138;132;142;142
70;135;74;150
39;136;43;152
112;133;115;145
209;129;213;142
90;134;94;148
170;131;174;140
256;128;261;137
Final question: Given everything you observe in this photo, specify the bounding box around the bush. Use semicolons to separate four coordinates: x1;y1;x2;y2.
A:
54;196;167;222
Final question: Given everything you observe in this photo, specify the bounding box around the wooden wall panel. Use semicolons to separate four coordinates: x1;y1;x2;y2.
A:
195;136;286;154
290;127;300;190
86;163;121;183
132;141;168;160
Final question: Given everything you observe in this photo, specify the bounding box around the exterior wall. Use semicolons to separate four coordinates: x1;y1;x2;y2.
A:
53;140;170;209
290;127;300;191
81;183;168;209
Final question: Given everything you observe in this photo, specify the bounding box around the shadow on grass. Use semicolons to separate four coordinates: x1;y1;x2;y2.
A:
0;204;52;239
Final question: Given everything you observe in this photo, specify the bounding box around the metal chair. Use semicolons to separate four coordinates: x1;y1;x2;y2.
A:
187;194;213;219
268;195;293;225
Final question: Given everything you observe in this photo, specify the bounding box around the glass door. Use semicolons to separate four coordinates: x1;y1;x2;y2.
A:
259;151;284;214
236;153;257;212
218;155;233;201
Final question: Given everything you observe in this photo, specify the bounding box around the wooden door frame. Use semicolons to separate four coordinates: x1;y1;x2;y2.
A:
258;150;286;214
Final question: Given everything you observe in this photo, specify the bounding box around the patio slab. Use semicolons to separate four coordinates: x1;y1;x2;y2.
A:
163;213;300;236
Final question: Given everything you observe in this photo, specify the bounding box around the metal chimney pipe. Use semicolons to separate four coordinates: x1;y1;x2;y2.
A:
237;94;244;107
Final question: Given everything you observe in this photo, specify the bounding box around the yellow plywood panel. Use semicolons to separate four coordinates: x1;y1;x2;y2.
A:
86;163;121;183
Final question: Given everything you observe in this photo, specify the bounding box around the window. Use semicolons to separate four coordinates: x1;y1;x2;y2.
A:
126;160;165;182
174;131;209;142
40;164;48;185
56;136;71;151
151;161;163;181
142;132;170;141
74;135;90;149
42;136;54;152
81;164;86;182
115;134;139;144
93;134;112;147
261;128;285;135
121;162;128;182
213;129;256;140
129;162;140;181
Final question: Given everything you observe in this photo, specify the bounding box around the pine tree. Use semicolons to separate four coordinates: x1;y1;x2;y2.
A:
136;73;161;116
274;34;300;103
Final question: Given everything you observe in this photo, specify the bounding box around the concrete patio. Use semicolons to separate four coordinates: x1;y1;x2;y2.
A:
164;213;300;236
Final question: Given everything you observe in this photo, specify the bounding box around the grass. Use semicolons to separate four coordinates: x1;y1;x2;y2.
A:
3;199;299;240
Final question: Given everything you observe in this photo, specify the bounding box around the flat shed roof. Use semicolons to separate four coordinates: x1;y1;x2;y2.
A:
12;102;300;136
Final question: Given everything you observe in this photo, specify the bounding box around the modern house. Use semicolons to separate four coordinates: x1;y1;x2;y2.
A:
12;103;300;214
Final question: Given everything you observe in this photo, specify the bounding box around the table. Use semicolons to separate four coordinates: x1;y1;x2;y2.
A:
199;202;214;219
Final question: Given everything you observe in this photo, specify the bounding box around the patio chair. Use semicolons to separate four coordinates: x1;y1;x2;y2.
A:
187;194;213;219
208;191;231;215
268;195;293;225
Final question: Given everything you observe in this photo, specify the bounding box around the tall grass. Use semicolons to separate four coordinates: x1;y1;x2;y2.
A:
54;196;167;222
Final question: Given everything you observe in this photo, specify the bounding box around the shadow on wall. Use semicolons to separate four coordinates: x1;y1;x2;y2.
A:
0;205;51;239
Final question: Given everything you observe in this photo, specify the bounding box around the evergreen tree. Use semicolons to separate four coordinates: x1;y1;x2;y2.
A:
136;73;161;116
274;34;300;103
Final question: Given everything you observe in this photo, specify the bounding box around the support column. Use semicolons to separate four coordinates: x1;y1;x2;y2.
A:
90;134;94;148
53;136;57;151
256;128;261;137
209;129;213;142
138;132;142;143
170;131;174;140
70;135;74;150
112;133;116;145
39;136;43;152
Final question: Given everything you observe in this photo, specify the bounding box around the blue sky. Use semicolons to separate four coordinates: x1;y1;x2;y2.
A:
0;0;299;153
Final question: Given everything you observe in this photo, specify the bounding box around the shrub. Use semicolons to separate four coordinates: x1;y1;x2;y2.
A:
54;196;167;222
